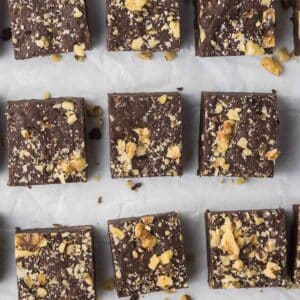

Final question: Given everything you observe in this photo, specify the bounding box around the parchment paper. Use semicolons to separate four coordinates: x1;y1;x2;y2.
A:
0;0;299;299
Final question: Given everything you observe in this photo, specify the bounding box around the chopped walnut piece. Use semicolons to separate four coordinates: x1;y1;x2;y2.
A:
141;234;157;250
73;43;86;57
158;95;168;104
35;36;49;49
245;41;265;55
125;0;147;12
265;149;280;161
166;145;181;160
156;275;173;289
216;120;235;153
148;254;160;270
263;262;281;279
51;54;62;62
220;228;240;258
165;51;177;61
131;37;144;50
159;250;173;265
142;215;154;224
261;57;283;76
138;51;152;60
169;21;180;39
180;295;192;300
110;226;125;240
235;177;246;185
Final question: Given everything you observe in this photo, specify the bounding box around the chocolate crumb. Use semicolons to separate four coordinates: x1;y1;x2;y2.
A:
89;128;101;140
177;87;183;91
98;196;102;204
1;28;12;41
131;182;142;191
129;295;139;300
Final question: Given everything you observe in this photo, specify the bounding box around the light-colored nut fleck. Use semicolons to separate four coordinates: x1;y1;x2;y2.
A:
51;54;62;62
156;275;173;289
141;235;157;250
84;273;93;286
227;108;241;121
158;95;168;104
232;259;244;271
73;7;83;18
215;103;223;114
180;295;192;300
213;157;229;171
237;137;248;149
216;120;235;153
261;57;283;76
166;145;181;159
21;129;30;139
265;149;280;161
135;222;146;238
220;228;240;258
200;29;206;42
263;34;275;48
169;21;180;39
38;273;47;285
62;101;74;111
245;41;265;56
138;51;153;60
131;37;144;50
263;8;275;23
262;262;281;279
210;230;220;248
261;0;271;6
142;215;154;224
109;226;125;240
73;43;86;57
148;254;160;270
42;91;51;100
59;241;67;253
23;276;34;288
132;250;139;258
35;36;49;49
235;177;246;185
164;51;177;61
37;287;47;297
159;250;173;265
125;0;147;12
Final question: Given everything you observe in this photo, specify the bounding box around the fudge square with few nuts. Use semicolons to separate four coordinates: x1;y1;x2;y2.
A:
108;93;183;178
7;98;87;185
8;0;92;59
106;0;180;51
194;0;276;56
107;211;188;297
199;92;280;178
15;226;96;299
205;209;288;289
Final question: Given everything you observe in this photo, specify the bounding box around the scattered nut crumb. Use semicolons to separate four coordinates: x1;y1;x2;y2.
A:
275;48;290;63
87;105;103;118
127;180;134;188
235;177;246;185
261;57;283;76
138;51;153;60
42;91;51;100
51;54;62;62
89;128;102;140
97;196;102;203
102;278;115;290
179;295;192;300
164;51;177;61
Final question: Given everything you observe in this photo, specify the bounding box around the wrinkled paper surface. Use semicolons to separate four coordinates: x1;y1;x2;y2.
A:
0;0;299;299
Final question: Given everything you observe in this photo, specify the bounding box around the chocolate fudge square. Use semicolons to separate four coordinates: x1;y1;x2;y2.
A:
106;0;180;51
294;0;300;56
194;0;276;57
15;226;96;299
199;92;279;177
292;205;300;284
205;209;288;288
7;98;87;185
108;211;188;297
109;93;183;178
8;0;92;59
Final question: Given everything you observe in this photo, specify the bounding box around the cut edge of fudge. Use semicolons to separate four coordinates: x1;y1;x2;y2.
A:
291;204;300;284
15;225;96;299
8;0;92;60
198;91;279;178
107;211;188;297
294;0;300;56
7;98;88;186
205;208;288;289
108;92;183;179
194;0;276;57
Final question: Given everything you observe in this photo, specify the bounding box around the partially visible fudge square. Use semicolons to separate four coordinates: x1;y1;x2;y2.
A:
108;93;183;178
7;98;87;186
8;0;92;59
107;211;188;297
292;205;300;284
294;0;300;56
205;209;288;289
199;92;279;177
194;0;276;57
106;0;180;51
15;226;96;299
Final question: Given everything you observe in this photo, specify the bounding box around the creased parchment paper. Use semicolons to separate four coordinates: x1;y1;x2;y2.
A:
0;0;299;299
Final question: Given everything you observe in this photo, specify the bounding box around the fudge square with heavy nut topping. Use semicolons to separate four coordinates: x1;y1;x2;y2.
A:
15;226;96;299
107;211;188;297
205;209;288;288
8;0;92;59
7;98;87;185
194;0;276;57
108;93;183;178
199;92;280;177
106;0;180;51
291;205;300;284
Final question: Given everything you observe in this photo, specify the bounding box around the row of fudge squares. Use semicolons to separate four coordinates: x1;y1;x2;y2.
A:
14;207;300;299
6;92;280;185
6;0;300;59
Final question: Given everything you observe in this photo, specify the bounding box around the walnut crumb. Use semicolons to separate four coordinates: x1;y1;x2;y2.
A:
179;295;192;300
51;54;62;62
42;91;51;100
138;51;153;60
235;177;246;185
261;57;283;76
164;51;177;61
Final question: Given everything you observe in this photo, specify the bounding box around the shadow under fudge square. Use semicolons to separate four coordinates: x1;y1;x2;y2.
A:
205;209;288;289
8;0;92;59
107;211;188;297
108;93;183;178
194;0;276;57
7;98;87;186
198;92;280;178
15;226;96;299
106;0;180;51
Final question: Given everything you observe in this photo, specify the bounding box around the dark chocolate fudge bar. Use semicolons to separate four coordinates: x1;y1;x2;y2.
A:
292;205;300;284
194;0;276;57
294;0;300;56
199;92;279;177
15;226;96;299
7;98;87;185
8;0;92;59
106;0;180;51
205;209;287;288
108;211;188;297
109;93;183;178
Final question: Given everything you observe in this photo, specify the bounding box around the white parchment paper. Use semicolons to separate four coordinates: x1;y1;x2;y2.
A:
0;0;299;299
